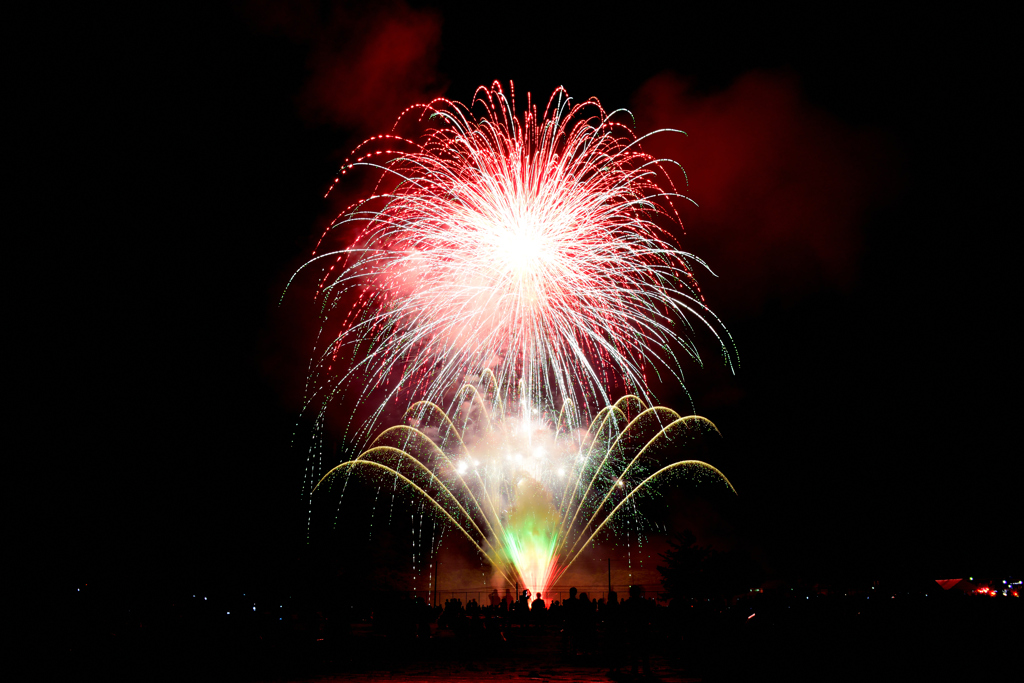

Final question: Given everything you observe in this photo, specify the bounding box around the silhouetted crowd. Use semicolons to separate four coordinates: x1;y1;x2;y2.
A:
63;578;1020;681
380;585;661;675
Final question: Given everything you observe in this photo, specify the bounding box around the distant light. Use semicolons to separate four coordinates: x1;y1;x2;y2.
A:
204;597;207;601
77;589;80;592
533;447;545;458
227;612;230;615
253;606;256;611
747;613;755;619
557;468;565;476
457;461;468;474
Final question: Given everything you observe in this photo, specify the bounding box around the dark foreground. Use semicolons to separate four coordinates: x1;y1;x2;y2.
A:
62;591;1019;682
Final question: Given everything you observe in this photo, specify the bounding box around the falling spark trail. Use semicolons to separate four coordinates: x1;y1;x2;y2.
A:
313;372;735;597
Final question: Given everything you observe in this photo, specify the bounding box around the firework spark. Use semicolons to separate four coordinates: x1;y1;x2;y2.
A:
313;371;735;598
290;82;735;452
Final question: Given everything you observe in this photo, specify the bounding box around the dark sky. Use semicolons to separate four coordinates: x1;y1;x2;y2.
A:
41;1;1019;593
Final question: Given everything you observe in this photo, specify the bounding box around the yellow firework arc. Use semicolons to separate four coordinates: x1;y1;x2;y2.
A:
313;371;735;593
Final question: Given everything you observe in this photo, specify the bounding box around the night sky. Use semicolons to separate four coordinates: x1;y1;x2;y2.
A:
42;1;1019;594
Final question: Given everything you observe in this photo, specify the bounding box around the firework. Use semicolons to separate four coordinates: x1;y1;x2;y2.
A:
313;371;735;598
290;82;735;453
294;83;739;594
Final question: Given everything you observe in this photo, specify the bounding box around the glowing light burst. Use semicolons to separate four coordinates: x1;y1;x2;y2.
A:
313;371;735;598
291;82;736;445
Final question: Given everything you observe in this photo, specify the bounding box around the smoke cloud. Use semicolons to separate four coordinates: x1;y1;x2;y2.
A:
632;72;895;314
248;0;446;131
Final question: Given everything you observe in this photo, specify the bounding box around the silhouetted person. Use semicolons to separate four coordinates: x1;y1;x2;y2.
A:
623;585;652;676
412;596;431;640
579;592;595;654
465;599;482;638
666;596;689;656
564;587;580;654
440;599;451;629
531;592;547;626
489;589;500;608
605;590;622;673
517;589;531;627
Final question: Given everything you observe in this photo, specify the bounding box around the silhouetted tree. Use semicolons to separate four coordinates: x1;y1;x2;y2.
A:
658;530;762;601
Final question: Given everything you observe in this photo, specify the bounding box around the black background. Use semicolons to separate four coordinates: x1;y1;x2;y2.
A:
32;1;1019;596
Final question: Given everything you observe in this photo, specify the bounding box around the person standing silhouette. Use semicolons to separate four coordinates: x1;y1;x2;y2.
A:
531;592;547;627
605;590;622;674
563;587;580;654
622;585;652;676
578;592;595;654
517;589;531;628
